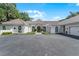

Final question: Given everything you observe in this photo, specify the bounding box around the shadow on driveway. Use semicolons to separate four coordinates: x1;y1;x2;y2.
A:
58;33;79;40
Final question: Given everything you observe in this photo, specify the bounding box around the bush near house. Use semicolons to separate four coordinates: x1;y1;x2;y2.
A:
25;32;35;35
2;32;12;35
42;32;49;35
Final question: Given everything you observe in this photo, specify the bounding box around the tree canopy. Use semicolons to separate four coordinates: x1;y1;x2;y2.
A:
60;11;79;21
19;12;31;21
0;3;31;22
65;11;79;19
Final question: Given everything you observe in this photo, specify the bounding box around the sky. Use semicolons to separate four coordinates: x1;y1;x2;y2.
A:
16;3;79;21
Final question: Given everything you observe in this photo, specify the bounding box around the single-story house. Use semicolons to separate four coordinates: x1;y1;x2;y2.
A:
58;15;79;36
0;19;59;34
0;15;79;36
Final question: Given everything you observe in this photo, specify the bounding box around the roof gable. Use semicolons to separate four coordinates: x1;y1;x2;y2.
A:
59;15;79;25
2;19;26;25
1;19;59;26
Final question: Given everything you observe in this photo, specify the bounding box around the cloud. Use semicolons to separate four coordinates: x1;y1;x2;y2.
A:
50;16;62;21
67;3;79;7
26;10;33;13
75;3;79;6
25;10;46;20
24;10;63;21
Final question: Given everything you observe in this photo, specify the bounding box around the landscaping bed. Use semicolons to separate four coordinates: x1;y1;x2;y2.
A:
25;32;35;35
2;32;12;35
42;32;49;35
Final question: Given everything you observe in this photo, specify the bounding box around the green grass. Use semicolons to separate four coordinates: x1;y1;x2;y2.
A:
25;32;35;35
2;32;12;35
42;32;49;35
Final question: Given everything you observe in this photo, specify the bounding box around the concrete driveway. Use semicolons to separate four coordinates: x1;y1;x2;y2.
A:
0;34;79;56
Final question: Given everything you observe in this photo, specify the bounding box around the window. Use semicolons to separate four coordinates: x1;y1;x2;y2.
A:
18;26;22;33
43;26;46;32
32;26;36;32
55;26;58;33
18;26;21;30
63;25;65;33
14;27;16;29
3;26;6;30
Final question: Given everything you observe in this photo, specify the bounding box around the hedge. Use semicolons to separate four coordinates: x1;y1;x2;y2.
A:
2;32;12;35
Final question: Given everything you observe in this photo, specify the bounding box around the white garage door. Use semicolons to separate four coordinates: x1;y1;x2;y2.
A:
51;26;55;33
70;26;79;36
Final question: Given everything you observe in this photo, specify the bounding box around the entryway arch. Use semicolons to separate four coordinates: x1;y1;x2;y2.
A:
37;26;41;32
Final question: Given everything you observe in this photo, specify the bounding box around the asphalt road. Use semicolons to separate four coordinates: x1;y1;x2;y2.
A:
0;34;79;56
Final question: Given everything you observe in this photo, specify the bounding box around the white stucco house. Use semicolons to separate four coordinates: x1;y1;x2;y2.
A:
0;15;79;36
0;19;32;34
0;19;59;35
58;15;79;36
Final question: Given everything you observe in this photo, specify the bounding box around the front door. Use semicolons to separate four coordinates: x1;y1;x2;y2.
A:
55;26;58;33
37;26;41;32
18;26;22;33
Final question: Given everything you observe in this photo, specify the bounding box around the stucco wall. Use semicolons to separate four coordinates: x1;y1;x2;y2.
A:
46;26;51;33
0;25;32;35
0;26;2;35
65;23;79;36
23;25;32;33
58;26;64;33
12;26;19;33
0;25;13;35
50;26;56;33
45;25;57;33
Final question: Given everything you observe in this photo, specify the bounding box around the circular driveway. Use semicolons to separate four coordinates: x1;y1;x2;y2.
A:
0;34;79;56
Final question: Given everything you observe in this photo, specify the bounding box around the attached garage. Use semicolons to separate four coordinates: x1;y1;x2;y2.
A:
70;26;79;36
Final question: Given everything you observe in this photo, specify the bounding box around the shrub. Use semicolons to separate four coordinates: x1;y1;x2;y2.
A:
25;32;35;35
42;32;49;35
2;32;12;35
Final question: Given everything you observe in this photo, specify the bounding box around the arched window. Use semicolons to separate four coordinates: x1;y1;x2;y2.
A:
18;26;21;30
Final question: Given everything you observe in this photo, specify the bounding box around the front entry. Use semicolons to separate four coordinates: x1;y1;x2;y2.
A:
18;26;22;33
55;26;58;33
37;26;41;32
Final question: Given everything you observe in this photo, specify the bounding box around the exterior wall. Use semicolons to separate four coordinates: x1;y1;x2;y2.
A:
65;23;79;36
58;23;79;36
12;25;25;33
50;26;56;33
12;25;31;33
0;22;79;36
0;25;32;35
0;25;25;33
58;26;64;33
0;26;2;35
23;25;32;33
46;26;51;33
28;25;32;32
57;26;61;33
65;26;70;34
45;25;58;33
12;26;18;33
0;25;13;35
70;26;79;36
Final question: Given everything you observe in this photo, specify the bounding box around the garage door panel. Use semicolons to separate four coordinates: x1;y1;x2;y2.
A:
70;26;79;36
